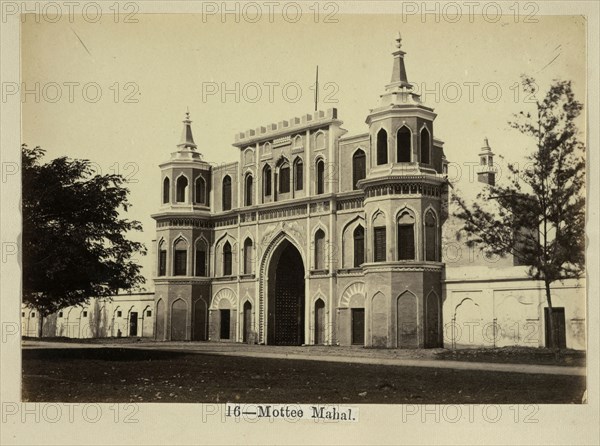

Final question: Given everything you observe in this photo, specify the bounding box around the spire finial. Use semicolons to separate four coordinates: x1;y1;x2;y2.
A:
395;32;402;49
178;109;197;150
388;32;410;89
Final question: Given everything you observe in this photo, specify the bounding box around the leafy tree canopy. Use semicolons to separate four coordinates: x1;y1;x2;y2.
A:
453;76;585;284
22;145;147;316
452;77;585;350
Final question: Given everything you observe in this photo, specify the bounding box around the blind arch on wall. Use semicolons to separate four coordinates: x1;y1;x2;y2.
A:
195;176;206;205
424;210;438;261
314;229;326;270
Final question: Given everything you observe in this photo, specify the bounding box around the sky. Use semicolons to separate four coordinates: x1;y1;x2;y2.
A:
21;11;586;290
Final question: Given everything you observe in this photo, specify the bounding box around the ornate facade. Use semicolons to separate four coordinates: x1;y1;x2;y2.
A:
21;36;586;350
152;35;448;347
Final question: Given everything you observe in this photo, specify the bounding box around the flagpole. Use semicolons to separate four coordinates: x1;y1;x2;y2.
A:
314;65;319;112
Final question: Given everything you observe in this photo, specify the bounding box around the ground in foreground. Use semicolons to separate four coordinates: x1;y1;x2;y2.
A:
22;347;585;404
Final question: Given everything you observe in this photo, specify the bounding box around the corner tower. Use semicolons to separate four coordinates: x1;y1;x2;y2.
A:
151;112;213;341
477;137;496;186
359;34;447;348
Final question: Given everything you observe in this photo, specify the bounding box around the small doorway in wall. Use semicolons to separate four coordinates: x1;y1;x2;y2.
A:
351;308;365;345
544;307;566;348
314;299;325;345
243;302;252;343
220;309;231;340
129;312;138;337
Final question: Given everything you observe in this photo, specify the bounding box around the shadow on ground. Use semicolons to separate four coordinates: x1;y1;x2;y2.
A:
22;347;586;404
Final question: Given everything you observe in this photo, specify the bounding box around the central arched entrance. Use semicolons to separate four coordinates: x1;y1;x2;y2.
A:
267;240;305;345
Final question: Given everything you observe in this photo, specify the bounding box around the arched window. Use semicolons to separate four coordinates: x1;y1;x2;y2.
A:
420;127;430;164
397;211;416;260
223;241;232;276
158;240;167;276
173;238;187;276
294;158;303;191
316;159;325;195
245;174;253;206
425;211;437;261
353;225;365;267
397;126;411;162
352;149;366;190
278;161;290;194
243;238;253;275
377;129;388;165
314;229;326;270
222;175;232;211
373;226;386;262
373;212;386;262
263;165;272;197
162;177;170;204
176;176;188;203
195;239;207;277
195;176;206;205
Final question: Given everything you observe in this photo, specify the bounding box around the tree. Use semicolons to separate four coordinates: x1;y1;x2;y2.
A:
22;145;147;319
452;77;585;350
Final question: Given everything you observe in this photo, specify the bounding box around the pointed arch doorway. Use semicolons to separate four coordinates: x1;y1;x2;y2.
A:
266;240;305;345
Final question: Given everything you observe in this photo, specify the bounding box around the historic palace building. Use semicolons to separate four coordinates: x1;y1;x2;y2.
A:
151;35;448;348
26;36;585;351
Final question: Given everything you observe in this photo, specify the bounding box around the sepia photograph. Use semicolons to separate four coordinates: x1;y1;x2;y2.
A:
1;1;598;445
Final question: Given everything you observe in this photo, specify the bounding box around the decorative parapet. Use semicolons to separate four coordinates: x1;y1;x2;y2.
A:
362;261;444;273
258;204;307;221
213;276;237;283
364;182;443;199
310;269;330;277
154;217;213;228
336;197;364;211
273;135;291;148
337;267;365;276
233;108;339;147
240;212;257;223
214;216;238;228
309;200;331;214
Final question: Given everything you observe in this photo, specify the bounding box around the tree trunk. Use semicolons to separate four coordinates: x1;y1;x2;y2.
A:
544;279;560;359
37;314;43;338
